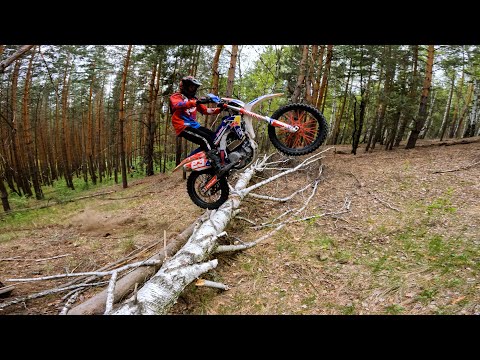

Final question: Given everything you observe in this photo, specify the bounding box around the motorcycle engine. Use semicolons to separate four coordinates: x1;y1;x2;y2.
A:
222;117;256;170
227;139;255;170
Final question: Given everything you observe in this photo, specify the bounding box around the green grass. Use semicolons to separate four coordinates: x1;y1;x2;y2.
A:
0;171;152;243
416;288;438;304
308;235;335;250
385;304;405;315
301;294;317;306
340;304;356;315
369;255;390;273
426;197;457;215
118;237;136;254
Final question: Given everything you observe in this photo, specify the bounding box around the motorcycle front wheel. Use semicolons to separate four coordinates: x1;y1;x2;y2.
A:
186;169;229;209
268;103;328;156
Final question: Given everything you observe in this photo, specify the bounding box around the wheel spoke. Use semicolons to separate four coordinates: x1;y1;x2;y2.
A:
269;104;327;155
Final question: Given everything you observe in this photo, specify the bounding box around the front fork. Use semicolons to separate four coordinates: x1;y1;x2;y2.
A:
237;107;299;133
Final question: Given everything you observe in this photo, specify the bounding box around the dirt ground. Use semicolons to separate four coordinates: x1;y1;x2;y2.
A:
1;137;479;315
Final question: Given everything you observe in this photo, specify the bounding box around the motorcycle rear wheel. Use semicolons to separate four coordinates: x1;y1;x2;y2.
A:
268;103;328;156
186;169;229;209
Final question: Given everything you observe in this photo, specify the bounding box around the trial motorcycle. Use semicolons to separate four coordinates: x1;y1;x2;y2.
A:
173;93;328;209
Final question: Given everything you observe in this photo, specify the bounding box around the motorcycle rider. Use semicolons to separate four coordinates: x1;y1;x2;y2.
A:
169;75;226;173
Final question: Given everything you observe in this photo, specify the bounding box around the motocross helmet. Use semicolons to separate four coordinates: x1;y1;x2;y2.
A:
180;75;202;98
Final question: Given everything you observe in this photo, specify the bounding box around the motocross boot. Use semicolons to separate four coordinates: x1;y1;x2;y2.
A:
206;149;227;174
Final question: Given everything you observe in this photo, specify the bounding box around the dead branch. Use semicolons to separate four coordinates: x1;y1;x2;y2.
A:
293;178;320;216
432;159;480;174
6;260;161;283
347;171;364;188
163;230;168;262
215;224;285;253
368;191;401;212
62;239;160;288
195;279;230;290
234;216;257;225
255;197;351;229
104;271;118;314
261;209;293;226
68;212;209;315
239;148;332;197
284;263;320;295
0;254;70;262
59;291;81;315
108;150;333;315
263;158;291;167
0;45;35;73
247;182;312;202
0;281;107;311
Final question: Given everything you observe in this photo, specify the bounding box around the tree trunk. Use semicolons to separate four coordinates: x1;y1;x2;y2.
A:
464;79;479;138
372;46;396;150
454;81;474;138
22;48;43;200
329;58;351;145
395;45;419;147
316;45;333;110
448;68;464;138
406;45;435;149
225;45;238;97
145;62;158;176
292;45;309;103
0;45;34;73
87;64;97;185
0;178;10;212
119;45;132;188
439;76;455;141
311;45;325;106
305;45;318;104
11;60;32;197
419;90;436;139
61;56;74;190
352;91;366;155
205;45;223;128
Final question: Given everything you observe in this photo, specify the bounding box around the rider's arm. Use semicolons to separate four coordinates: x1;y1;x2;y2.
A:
169;93;197;111
196;104;221;116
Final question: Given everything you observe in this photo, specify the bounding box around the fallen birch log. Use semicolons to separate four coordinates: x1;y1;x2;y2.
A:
110;148;332;315
67;212;209;315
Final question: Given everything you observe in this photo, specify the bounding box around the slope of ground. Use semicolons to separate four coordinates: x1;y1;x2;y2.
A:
1;137;479;315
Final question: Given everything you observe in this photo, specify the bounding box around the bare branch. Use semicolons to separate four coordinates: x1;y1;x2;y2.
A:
432;159;480;173
256;198;351;229
0;45;35;73
248;182;312;202
6;260;161;283
195;279;230;291
59;291;81;315
284;263;320;295
104;271;118;314
215;224;285;253
240;148;332;196
0;254;70;262
0;281;107;310
234;216;257;225
368;191;401;212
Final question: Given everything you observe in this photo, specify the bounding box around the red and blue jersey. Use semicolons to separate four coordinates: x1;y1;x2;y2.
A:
169;92;221;135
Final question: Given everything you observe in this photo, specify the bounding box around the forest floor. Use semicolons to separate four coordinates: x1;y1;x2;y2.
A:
1;137;479;315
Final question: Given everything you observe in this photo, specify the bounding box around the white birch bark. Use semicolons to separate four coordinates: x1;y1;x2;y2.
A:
420;90;436;138
110;150;331;315
465;79;479;137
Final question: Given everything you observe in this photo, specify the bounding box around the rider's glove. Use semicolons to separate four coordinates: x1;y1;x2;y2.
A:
196;97;210;105
217;101;226;109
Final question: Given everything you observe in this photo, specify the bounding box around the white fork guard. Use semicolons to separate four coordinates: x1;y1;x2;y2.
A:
243;93;284;140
